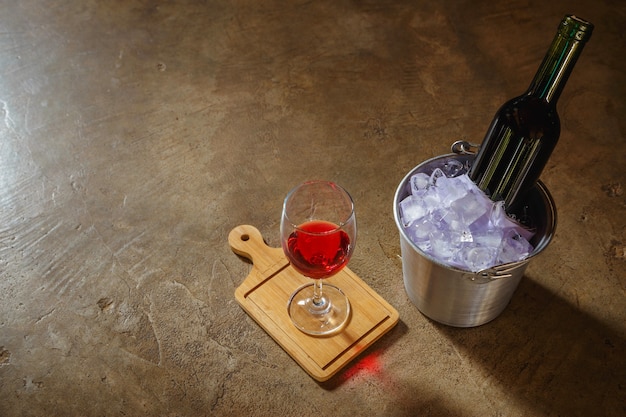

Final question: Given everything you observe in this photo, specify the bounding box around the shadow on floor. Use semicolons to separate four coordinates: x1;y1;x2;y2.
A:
435;275;625;416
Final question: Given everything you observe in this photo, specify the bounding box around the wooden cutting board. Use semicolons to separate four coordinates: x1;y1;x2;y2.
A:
229;224;399;382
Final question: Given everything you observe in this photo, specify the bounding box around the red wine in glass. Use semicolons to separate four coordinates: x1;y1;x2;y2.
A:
287;220;351;279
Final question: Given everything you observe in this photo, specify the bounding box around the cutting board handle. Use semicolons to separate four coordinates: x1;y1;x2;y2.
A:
228;225;286;275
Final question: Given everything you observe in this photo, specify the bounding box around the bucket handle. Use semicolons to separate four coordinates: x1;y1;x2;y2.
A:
451;140;480;155
466;259;530;282
464;269;512;283
474;269;513;281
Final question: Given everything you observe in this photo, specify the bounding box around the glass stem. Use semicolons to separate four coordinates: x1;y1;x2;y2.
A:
312;280;324;306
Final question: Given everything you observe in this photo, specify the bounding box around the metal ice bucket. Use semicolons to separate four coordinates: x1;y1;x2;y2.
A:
393;153;557;327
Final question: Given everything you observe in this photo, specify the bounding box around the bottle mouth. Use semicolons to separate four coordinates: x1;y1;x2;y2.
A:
561;15;594;41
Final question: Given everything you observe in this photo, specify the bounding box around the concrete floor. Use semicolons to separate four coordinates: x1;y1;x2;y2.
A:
1;0;624;416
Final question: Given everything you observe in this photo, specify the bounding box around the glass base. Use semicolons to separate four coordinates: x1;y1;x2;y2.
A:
287;283;351;336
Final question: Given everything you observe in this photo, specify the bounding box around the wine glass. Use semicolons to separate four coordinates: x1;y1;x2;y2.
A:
280;180;356;336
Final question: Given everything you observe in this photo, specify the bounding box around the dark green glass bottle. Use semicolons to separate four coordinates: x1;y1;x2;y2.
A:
468;15;594;213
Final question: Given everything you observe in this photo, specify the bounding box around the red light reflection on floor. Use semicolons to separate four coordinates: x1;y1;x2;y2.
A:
339;349;383;381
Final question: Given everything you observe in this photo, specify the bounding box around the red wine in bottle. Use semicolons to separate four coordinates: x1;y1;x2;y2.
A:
468;15;593;213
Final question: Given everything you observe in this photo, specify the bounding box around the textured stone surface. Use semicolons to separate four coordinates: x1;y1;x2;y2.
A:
0;1;624;416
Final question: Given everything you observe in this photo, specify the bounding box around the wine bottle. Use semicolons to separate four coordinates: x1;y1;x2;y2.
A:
468;15;593;213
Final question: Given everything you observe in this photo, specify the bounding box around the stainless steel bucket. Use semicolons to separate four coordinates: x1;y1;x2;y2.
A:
393;153;557;327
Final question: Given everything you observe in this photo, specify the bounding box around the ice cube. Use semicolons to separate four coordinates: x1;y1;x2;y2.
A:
450;191;491;225
438;208;472;240
420;187;441;211
454;173;479;191
441;159;465;177
429;168;445;186
406;216;437;249
435;175;470;206
473;229;504;248
489;201;508;228
456;245;498;272
428;229;460;261
410;172;430;194
497;230;534;264
400;195;428;227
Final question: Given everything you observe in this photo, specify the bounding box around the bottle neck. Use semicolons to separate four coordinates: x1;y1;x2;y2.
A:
526;15;593;104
